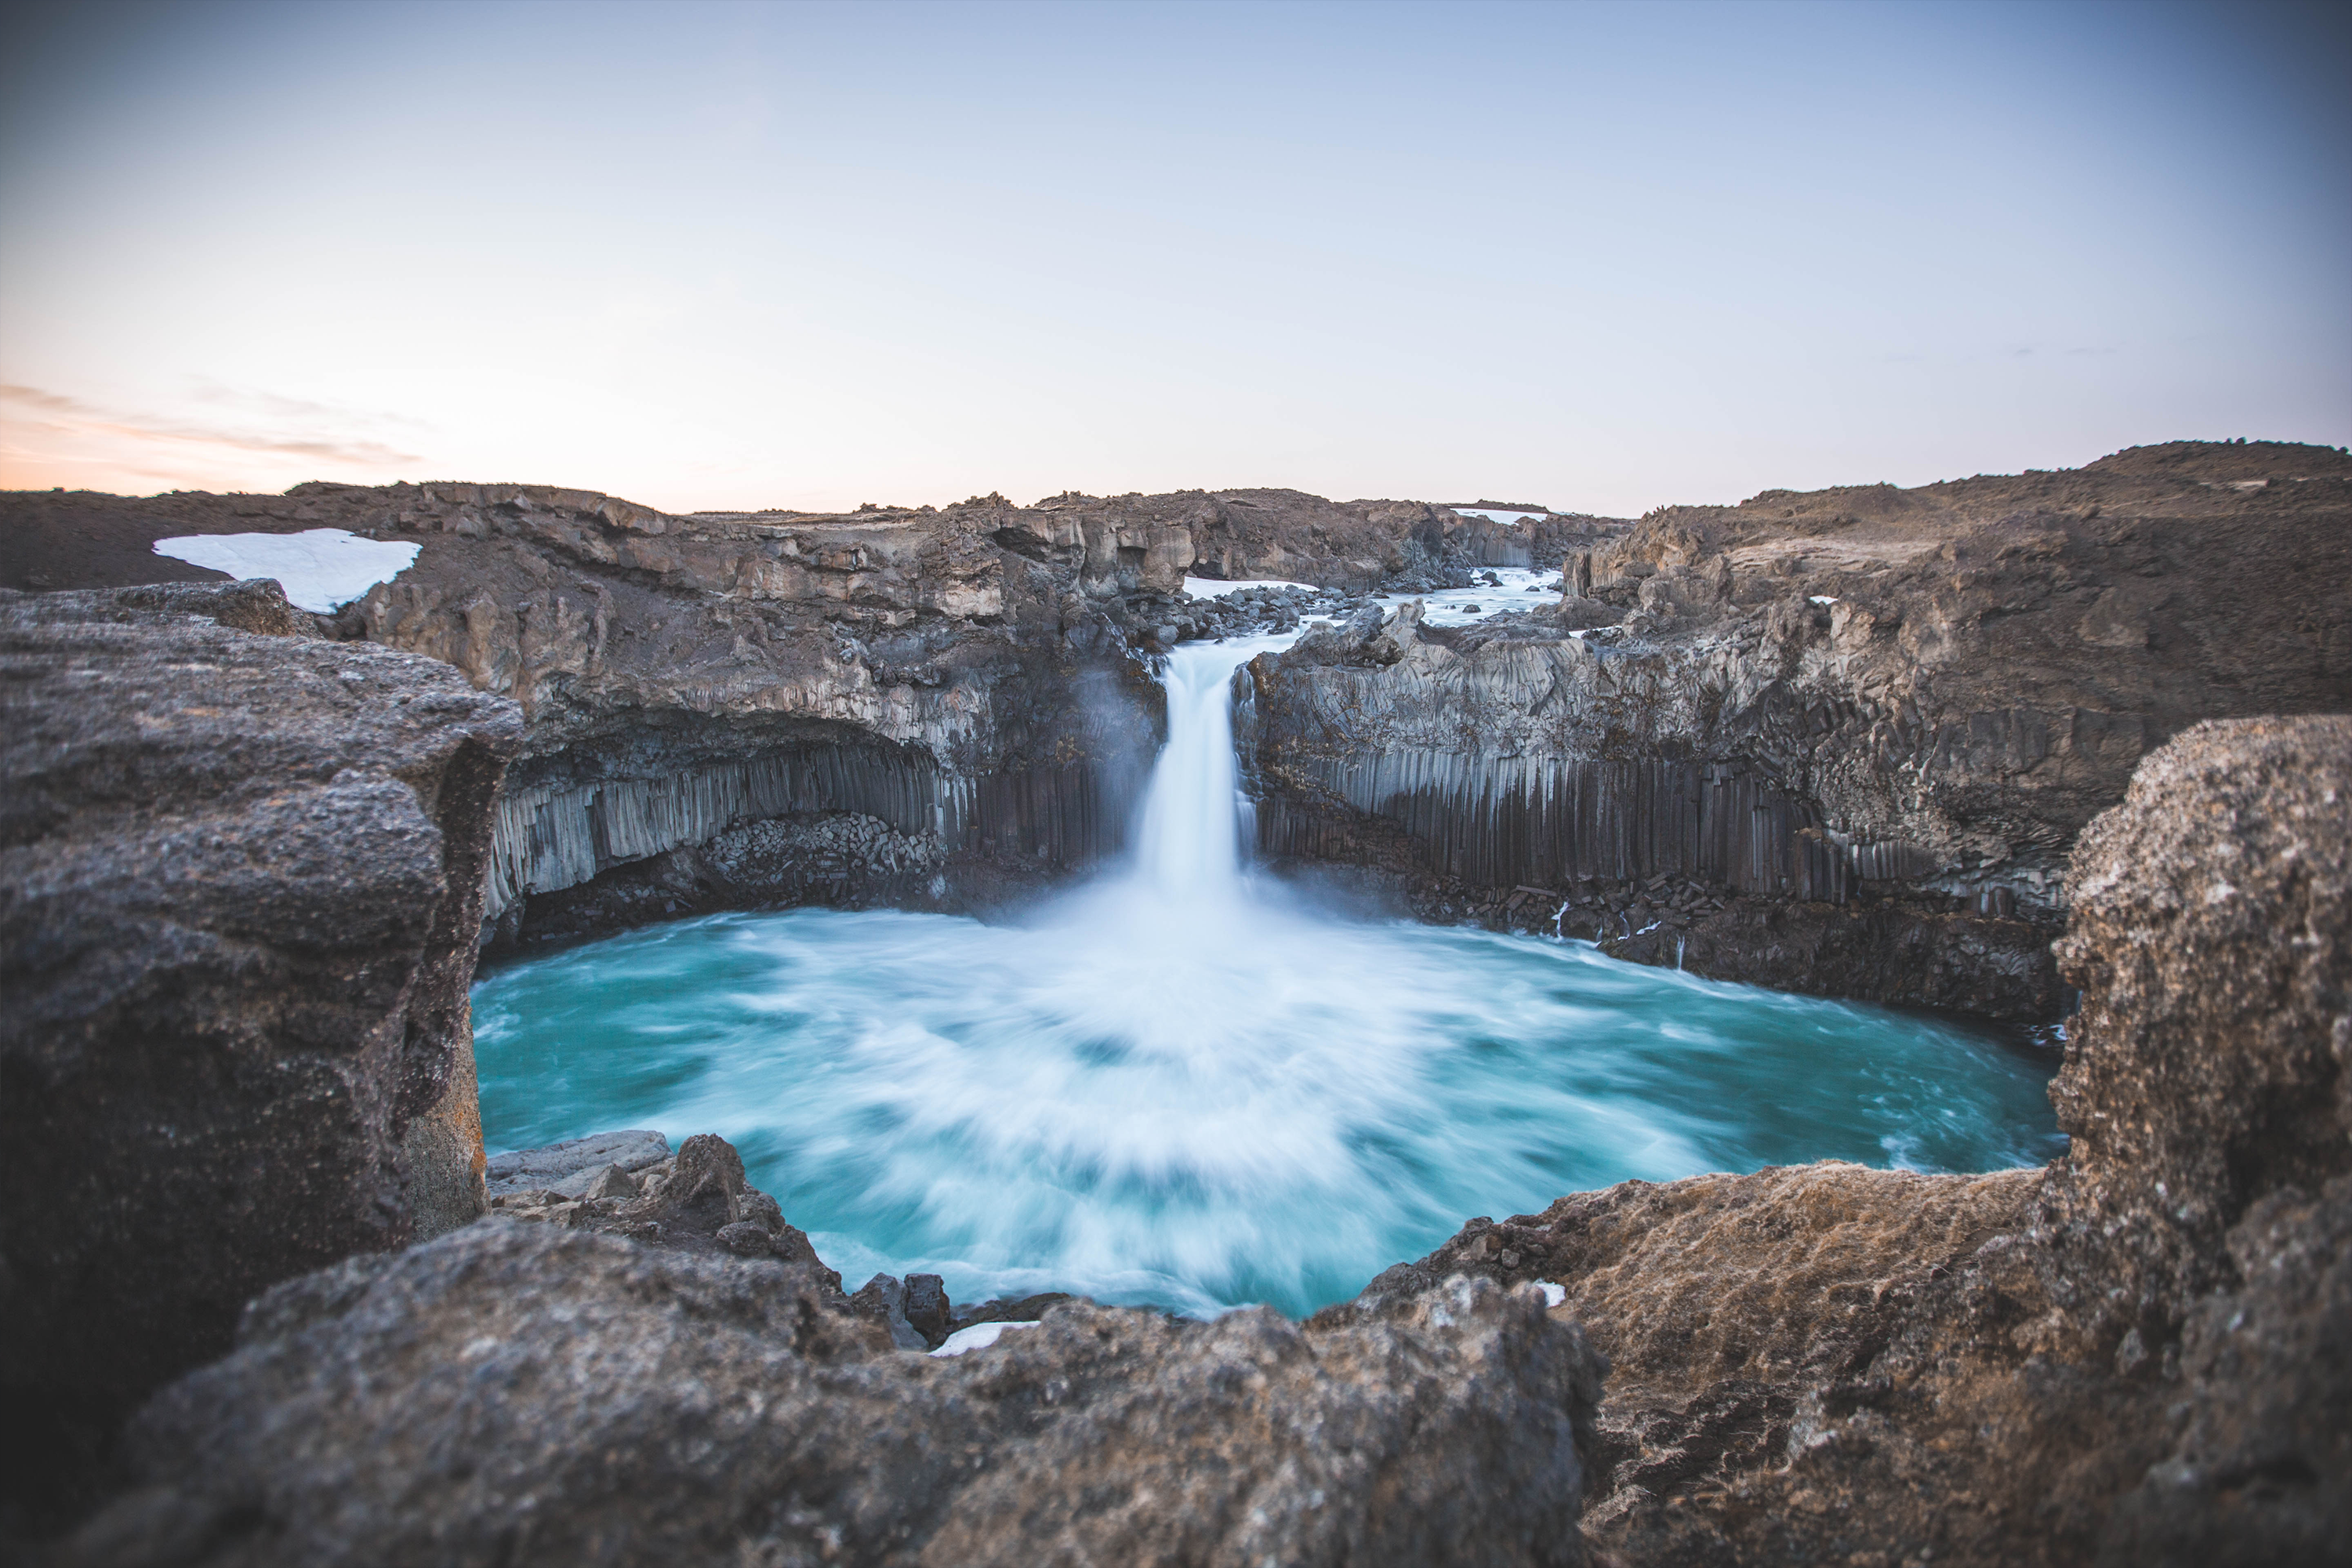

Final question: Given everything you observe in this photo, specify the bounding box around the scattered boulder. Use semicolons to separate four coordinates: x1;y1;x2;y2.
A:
487;1131;838;1287
903;1273;951;1348
850;1272;931;1352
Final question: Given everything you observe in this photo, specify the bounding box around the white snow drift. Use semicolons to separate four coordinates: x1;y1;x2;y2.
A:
151;528;420;613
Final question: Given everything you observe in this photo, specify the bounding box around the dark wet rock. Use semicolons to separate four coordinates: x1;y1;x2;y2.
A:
1353;715;2351;1565
1248;442;2352;1019
0;581;522;1526
64;1223;1603;1567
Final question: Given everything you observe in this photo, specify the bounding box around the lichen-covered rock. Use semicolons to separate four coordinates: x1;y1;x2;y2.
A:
2047;713;2352;1261
66;1223;1603;1567
0;582;523;1522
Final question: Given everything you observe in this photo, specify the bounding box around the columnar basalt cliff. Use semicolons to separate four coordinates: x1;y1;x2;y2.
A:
1341;714;2350;1565
0;581;523;1526
5;442;2343;1001
1246;441;2352;1018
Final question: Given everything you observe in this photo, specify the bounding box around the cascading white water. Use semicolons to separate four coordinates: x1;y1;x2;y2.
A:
1130;638;1277;899
474;620;2062;1318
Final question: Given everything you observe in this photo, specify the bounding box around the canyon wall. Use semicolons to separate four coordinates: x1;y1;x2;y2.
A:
1247;441;2352;1018
7;441;2341;1004
1332;713;2350;1566
0;581;522;1528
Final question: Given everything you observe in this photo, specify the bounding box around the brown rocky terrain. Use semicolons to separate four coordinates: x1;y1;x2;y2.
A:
1247;440;2352;1018
1336;714;2350;1564
0;580;523;1530
60;1221;1603;1566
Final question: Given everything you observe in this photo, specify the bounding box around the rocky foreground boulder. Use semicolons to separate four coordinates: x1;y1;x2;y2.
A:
1364;714;2349;1565
62;1225;1602;1568
0;582;523;1526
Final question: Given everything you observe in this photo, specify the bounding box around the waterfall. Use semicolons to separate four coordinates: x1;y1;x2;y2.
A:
1131;641;1267;900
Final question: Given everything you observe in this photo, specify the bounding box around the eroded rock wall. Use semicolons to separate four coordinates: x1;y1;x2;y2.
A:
0;582;523;1524
0;480;1611;948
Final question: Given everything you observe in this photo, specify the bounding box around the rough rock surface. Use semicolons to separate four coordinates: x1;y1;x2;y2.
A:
67;1221;1603;1568
0;581;523;1528
483;1127;670;1196
1248;442;2352;1017
488;1132;838;1282
1339;715;2350;1564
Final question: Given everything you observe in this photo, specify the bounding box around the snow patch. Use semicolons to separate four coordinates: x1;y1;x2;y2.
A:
1537;1281;1566;1308
152;528;421;613
928;1319;1036;1357
1183;576;1313;599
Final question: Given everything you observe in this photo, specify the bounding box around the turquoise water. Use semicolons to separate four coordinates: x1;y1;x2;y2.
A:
476;638;2060;1319
472;891;2061;1319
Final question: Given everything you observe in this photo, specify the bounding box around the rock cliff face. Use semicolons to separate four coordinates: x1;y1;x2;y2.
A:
2;481;1539;947
1247;441;2352;1018
0;581;523;1526
1342;714;2350;1565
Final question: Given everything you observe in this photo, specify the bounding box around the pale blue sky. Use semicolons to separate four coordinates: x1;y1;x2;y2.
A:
2;0;2344;514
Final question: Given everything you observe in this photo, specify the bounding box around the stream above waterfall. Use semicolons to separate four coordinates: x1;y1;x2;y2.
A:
474;628;2063;1319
